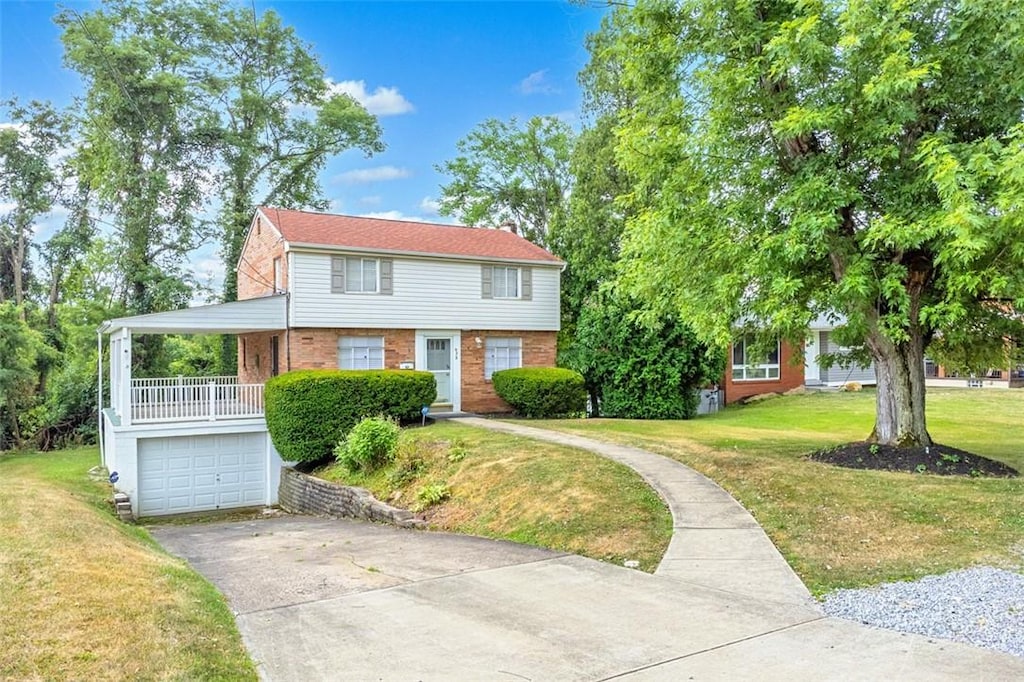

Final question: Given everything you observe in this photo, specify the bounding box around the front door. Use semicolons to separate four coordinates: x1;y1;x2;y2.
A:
426;338;452;404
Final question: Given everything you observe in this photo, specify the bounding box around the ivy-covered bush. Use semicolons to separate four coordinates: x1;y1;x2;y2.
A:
335;416;400;472
492;367;586;418
265;370;436;463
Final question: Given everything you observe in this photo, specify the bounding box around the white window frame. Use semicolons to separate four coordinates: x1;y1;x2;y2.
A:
491;266;520;299
273;256;283;292
731;336;781;381
485;337;522;380
345;257;379;294
338;336;385;370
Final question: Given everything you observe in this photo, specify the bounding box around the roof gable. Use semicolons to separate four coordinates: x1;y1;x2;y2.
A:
257;207;562;264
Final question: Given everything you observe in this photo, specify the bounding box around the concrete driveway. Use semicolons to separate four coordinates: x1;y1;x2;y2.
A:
153;516;1023;681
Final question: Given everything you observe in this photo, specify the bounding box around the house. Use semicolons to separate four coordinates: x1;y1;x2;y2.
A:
723;315;878;405
98;208;563;517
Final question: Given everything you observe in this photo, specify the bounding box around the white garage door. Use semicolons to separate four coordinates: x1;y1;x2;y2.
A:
138;432;267;516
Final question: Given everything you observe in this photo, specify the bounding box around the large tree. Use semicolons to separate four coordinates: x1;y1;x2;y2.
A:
194;4;383;305
597;0;1024;446
436;116;574;246
59;0;211;324
0;99;71;308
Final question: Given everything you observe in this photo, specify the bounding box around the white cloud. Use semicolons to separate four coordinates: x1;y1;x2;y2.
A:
326;79;414;116
360;195;382;206
334;165;411;184
518;69;559;95
419;196;441;215
359;210;424;222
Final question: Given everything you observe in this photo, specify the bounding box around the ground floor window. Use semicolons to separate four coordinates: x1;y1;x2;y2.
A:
338;336;384;370
485;337;522;379
731;336;780;380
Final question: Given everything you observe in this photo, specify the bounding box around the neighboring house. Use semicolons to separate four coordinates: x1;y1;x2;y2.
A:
722;336;805;405
98;208;562;517
804;315;877;388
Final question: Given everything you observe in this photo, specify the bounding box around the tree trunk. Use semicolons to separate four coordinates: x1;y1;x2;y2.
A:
866;328;931;447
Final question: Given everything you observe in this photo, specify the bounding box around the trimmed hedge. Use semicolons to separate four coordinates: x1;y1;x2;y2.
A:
265;370;436;463
492;367;586;418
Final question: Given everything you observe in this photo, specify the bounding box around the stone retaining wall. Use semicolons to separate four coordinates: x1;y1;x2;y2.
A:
278;467;426;529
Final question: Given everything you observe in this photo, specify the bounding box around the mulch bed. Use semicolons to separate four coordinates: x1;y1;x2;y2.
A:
809;441;1018;477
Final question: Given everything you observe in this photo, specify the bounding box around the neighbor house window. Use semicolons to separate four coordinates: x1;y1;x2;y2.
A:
485;337;522;380
331;256;393;294
338;336;385;370
731;336;780;381
491;266;519;299
273;257;283;291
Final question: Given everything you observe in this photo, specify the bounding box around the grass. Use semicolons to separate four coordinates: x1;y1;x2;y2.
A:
520;389;1024;595
0;447;256;681
316;420;673;571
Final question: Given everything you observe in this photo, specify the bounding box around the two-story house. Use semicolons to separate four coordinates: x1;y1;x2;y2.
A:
97;208;562;518
236;207;562;413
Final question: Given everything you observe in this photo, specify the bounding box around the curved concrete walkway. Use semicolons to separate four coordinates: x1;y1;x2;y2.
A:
453;417;816;609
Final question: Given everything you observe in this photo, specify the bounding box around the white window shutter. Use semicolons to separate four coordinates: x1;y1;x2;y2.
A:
520;267;532;300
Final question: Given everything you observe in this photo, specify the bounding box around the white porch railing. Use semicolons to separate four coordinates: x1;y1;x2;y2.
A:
129;377;264;424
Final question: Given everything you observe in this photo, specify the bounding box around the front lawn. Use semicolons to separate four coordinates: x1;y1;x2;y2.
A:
316;420;673;571
523;389;1024;595
0;447;256;681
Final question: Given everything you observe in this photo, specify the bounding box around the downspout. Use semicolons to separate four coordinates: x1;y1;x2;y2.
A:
285;292;292;371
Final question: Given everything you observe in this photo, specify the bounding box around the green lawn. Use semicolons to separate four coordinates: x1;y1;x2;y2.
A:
317;420;673;571
0;447;256;681
522;389;1024;595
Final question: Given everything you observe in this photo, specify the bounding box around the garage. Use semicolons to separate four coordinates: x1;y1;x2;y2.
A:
138;432;268;516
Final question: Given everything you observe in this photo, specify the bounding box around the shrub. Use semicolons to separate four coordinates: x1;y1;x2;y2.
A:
264;369;436;463
491;367;586;418
335;416;400;472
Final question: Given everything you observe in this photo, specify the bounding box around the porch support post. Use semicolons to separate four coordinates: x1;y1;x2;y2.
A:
120;329;132;427
97;330;104;466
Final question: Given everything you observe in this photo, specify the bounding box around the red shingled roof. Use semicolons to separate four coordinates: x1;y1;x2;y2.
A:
258;207;562;263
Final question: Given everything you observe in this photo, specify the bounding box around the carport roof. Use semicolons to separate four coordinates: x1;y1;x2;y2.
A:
99;294;287;335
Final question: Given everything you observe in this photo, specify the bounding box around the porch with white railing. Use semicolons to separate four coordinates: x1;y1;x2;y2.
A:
129;376;265;424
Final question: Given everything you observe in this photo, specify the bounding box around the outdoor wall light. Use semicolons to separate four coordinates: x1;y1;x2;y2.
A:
474;336;483;348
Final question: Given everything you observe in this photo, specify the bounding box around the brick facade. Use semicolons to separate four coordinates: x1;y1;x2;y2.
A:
461;330;557;413
723;340;804;405
238;213;287;300
237;327;558;414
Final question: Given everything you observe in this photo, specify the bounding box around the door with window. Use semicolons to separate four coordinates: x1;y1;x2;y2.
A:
426;338;452;404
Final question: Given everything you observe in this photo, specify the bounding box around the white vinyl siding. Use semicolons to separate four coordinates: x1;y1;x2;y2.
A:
732;337;781;381
338;336;385;370
492;266;519;298
485;337;521;379
292;252;560;330
818;332;877;384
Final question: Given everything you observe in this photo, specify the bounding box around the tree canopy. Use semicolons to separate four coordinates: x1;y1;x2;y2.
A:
592;0;1024;445
436;116;573;246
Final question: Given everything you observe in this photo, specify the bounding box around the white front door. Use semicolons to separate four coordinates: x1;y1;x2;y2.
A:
426;338;452;403
804;331;820;384
416;331;461;411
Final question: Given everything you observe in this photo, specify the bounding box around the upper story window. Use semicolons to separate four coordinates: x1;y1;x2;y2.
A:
481;265;532;300
731;336;781;381
331;256;393;294
493;266;519;298
338;336;385;370
273;257;283;292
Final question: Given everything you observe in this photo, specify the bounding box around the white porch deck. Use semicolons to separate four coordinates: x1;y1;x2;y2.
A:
129;376;264;423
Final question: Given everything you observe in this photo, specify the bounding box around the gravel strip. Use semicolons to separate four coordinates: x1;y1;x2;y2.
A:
822;567;1024;658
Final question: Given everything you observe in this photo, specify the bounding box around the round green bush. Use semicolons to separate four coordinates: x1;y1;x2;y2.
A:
491;367;586;418
335;416;400;472
264;369;436;463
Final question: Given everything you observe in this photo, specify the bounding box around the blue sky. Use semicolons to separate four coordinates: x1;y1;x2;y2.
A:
0;0;605;292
